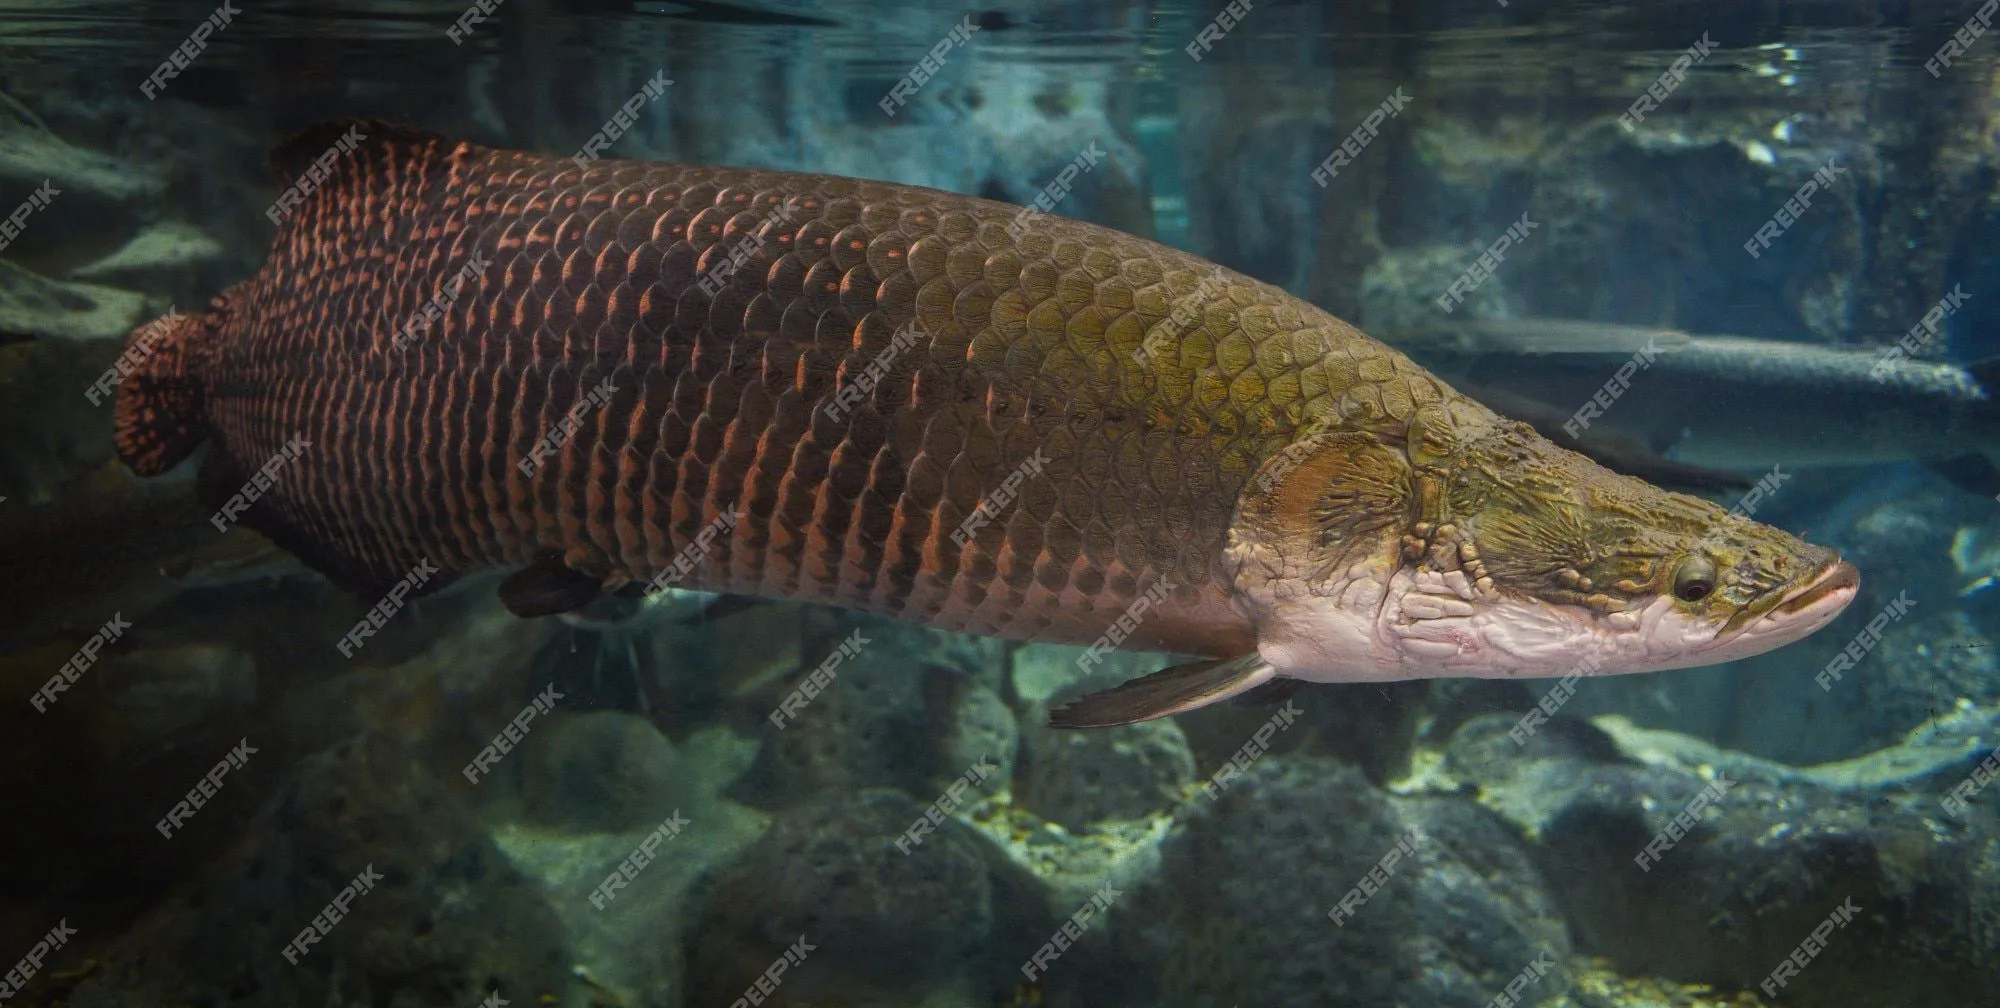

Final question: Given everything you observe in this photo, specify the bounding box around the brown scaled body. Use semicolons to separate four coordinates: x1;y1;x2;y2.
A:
116;120;1489;660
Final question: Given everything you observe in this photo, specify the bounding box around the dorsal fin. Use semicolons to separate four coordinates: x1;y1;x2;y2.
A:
269;118;463;182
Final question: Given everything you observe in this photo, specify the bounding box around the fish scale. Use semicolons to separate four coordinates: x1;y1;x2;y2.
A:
114;119;1471;658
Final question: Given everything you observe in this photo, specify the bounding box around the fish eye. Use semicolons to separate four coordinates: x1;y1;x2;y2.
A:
1673;557;1717;602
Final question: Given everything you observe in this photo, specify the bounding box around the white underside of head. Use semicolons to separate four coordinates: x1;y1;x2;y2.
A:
1251;563;1822;683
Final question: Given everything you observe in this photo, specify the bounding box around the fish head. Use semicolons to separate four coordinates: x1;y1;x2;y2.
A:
1228;414;1858;682
1457;439;1859;674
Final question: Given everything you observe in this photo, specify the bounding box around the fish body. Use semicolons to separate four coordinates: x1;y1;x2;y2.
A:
115;121;1857;726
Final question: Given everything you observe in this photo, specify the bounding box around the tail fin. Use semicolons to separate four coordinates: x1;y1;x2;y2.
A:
113;308;211;476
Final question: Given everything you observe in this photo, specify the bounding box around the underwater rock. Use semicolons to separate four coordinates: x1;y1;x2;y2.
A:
68;739;573;1008
0;463;300;653
965;58;1154;238
1010;641;1159;707
492;782;769;1008
1016;716;1195;832
0;117;160;274
0;337;124;506
1445;712;2000;1008
689;787;1049;1006
0;638;268;915
1360;242;1525;335
97;641;259;761
1082;756;1571;1008
634;595;812;736
1175;679;1428;787
72;220;228;306
520;710;683;834
732;613;1004;809
0;258;148;342
938;680;1018;798
1847;609;1998;750
733;617;935;806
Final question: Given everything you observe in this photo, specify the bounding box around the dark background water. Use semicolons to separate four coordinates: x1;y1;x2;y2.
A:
2;1;1999;1006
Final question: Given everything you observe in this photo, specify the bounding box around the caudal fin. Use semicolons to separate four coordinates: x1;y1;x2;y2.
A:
113;308;211;476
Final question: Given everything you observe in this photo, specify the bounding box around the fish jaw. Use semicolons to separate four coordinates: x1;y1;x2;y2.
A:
1237;552;1859;683
1649;558;1858;670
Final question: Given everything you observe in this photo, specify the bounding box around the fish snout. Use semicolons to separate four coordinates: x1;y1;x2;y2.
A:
1706;557;1859;662
1773;559;1860;620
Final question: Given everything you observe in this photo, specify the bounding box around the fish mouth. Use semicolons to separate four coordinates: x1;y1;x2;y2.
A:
1773;560;1860;618
1704;559;1859;661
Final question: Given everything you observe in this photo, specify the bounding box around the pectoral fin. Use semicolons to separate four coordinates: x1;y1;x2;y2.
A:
1048;653;1277;729
498;555;604;617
